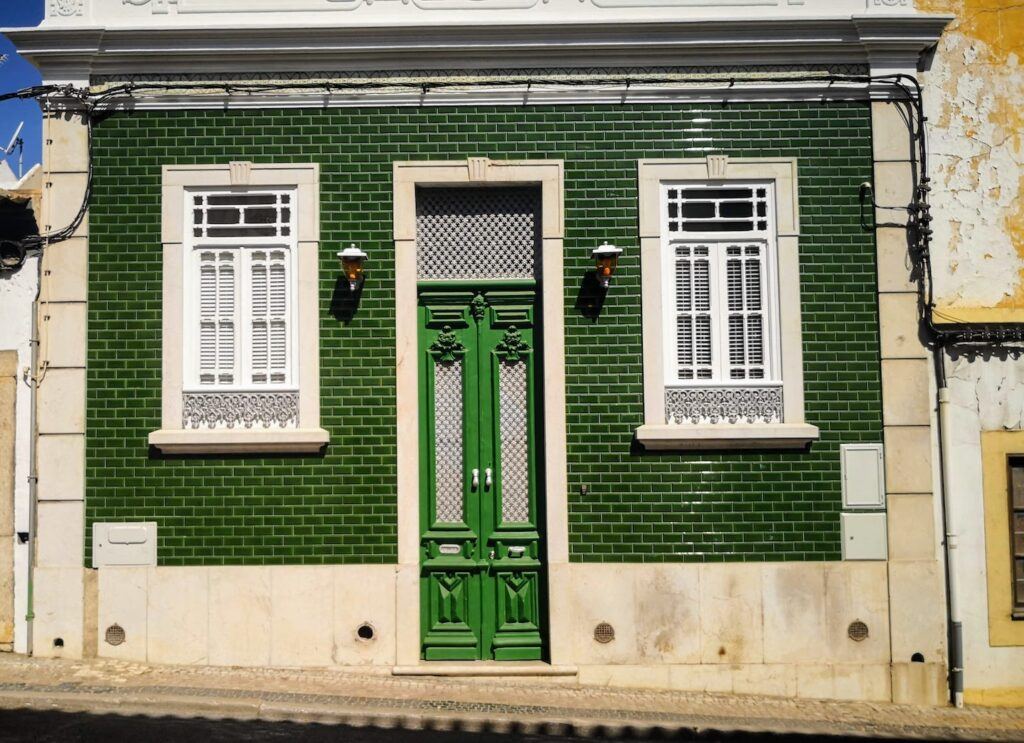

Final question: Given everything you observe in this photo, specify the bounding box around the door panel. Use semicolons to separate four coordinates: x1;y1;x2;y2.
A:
419;287;545;661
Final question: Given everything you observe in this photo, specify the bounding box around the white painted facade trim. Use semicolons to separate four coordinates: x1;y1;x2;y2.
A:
41;0;926;29
6;14;951;85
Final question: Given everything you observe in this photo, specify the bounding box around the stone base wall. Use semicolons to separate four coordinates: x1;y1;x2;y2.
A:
85;561;920;703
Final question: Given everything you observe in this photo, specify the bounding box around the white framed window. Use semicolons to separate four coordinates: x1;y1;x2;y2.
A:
636;157;818;450
662;183;784;425
149;162;328;454
184;190;297;393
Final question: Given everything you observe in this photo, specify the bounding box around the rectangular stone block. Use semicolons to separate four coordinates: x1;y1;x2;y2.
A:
32;566;84;659
699;563;764;664
797;664;891;702
41;238;88;303
884;425;933;494
98;567;147;662
762;563;827;663
667;664;734;694
147;567;208;666
879;293;927;359
569;564;639;664
873;161;915;223
269;566;332;667
888;559;947;664
732;664;797;698
36;501;84;567
824;562;891;664
892;661;948;706
36;368;85;434
871;100;916;162
332;565;396;666
43;173;89;238
208;566;271;667
635;565;700;664
44;114;90;174
887;493;938;561
37;434;84;502
881;359;932;426
40;302;87;369
877;227;916;294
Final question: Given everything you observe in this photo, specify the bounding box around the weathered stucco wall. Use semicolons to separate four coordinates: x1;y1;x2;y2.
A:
917;0;1024;315
916;0;1024;706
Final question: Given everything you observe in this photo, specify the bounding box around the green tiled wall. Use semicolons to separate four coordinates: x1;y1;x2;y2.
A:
87;103;880;565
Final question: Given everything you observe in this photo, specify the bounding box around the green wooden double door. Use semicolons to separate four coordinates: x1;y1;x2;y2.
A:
418;285;546;661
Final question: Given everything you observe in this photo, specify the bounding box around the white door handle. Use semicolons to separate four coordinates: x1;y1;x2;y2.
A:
471;469;479;490
485;468;493;489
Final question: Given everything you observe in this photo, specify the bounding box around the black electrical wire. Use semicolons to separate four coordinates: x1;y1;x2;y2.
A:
0;70;1018;354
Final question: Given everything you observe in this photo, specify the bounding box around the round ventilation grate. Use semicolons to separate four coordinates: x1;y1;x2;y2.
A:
594;622;615;644
105;624;126;646
847;620;869;642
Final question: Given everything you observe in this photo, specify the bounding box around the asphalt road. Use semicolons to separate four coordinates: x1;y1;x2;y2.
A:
1;709;586;742
0;708;974;743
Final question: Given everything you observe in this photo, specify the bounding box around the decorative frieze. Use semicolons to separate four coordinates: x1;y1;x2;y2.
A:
665;385;783;425
182;391;299;429
49;0;84;16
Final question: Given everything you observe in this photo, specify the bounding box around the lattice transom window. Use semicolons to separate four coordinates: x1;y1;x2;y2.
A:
666;185;769;234
184;189;298;430
416;186;540;281
192;192;292;239
662;183;782;425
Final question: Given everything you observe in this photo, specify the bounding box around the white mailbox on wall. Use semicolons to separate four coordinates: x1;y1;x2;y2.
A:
92;522;158;568
840;443;886;509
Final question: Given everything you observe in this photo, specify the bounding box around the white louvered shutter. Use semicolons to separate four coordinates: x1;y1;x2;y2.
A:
197;250;238;385
674;244;713;381
724;243;767;380
249;249;289;385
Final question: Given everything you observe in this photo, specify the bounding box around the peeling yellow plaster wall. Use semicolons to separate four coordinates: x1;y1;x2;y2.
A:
916;0;1024;314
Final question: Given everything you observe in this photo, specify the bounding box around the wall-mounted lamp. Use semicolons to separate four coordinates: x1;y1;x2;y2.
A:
591;242;623;289
337;244;368;291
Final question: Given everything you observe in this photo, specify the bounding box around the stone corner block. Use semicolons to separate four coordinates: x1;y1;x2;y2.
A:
881;359;932;426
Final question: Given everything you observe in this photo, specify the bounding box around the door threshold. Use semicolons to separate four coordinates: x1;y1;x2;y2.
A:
392;661;578;677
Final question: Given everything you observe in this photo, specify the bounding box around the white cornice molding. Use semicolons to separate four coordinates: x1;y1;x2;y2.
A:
5;15;952;84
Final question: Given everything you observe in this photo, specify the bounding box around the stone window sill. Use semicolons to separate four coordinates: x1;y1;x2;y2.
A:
148;428;330;454
635;423;819;451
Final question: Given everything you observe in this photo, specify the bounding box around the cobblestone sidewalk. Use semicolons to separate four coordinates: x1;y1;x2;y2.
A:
0;654;1021;740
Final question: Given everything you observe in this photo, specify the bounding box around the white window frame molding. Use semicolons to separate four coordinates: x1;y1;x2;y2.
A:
149;162;328;454
636;157;819;450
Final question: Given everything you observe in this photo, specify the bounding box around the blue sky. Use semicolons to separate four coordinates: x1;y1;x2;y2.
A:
0;1;44;178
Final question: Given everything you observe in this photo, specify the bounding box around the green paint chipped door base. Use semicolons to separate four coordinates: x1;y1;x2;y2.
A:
418;285;547;661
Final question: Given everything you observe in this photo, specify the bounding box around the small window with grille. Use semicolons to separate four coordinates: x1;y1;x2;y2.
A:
182;189;298;429
662;183;782;425
1010;459;1024;618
